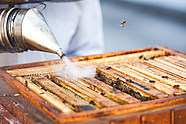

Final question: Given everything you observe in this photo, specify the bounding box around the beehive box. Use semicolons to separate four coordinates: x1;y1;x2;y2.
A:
0;46;186;124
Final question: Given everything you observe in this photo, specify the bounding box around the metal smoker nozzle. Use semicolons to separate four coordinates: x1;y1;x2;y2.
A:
0;7;64;58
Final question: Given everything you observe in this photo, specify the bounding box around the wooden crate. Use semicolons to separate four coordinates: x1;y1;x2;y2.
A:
0;46;185;124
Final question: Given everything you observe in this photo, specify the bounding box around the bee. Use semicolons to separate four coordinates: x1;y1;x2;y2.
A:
120;21;126;27
173;85;180;89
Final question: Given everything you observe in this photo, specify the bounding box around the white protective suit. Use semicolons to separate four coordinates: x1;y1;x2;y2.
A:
0;0;104;66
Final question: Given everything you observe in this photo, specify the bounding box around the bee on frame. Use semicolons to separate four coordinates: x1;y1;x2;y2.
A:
120;21;126;27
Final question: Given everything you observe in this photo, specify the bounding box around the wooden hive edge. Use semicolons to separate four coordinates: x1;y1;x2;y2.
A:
66;103;186;124
0;70;72;123
0;75;57;123
5;50;166;77
0;46;169;71
60;95;186;123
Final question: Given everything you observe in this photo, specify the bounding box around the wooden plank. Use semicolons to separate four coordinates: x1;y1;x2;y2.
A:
0;114;9;124
0;104;22;124
32;75;94;112
74;47;153;62
155;57;186;72
149;58;186;78
155;56;186;78
49;74;120;108
109;103;185;124
109;116;140;124
143;61;186;86
141;111;171;124
0;46;179;72
96;66;167;100
0;76;57;124
165;56;186;69
0;95;40;124
170;56;186;64
1;95;23;123
172;106;186;124
1;47;154;71
16;77;75;115
80;77;140;104
6;50;166;77
68;114;141;124
0;70;65;123
155;58;186;73
6;64;60;77
132;61;186;90
61;96;186;123
112;64;184;96
125;62;186;91
155;46;186;59
70;50;166;66
68;103;186;124
145;60;186;81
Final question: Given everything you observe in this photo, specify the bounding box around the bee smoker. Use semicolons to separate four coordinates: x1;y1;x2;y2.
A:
0;7;64;58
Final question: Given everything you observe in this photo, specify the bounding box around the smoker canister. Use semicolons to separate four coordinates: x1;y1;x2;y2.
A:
0;7;63;57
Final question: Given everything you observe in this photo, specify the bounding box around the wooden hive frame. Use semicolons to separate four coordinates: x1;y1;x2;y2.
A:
0;46;186;124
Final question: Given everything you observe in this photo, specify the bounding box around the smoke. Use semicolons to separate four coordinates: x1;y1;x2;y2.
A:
53;56;96;81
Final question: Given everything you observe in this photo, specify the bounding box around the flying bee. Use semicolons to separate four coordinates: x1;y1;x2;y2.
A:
120;21;126;27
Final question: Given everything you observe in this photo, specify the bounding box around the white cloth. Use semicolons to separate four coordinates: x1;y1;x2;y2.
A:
0;0;104;66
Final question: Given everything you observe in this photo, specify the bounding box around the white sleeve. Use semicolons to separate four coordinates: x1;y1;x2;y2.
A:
38;0;104;57
65;0;104;57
